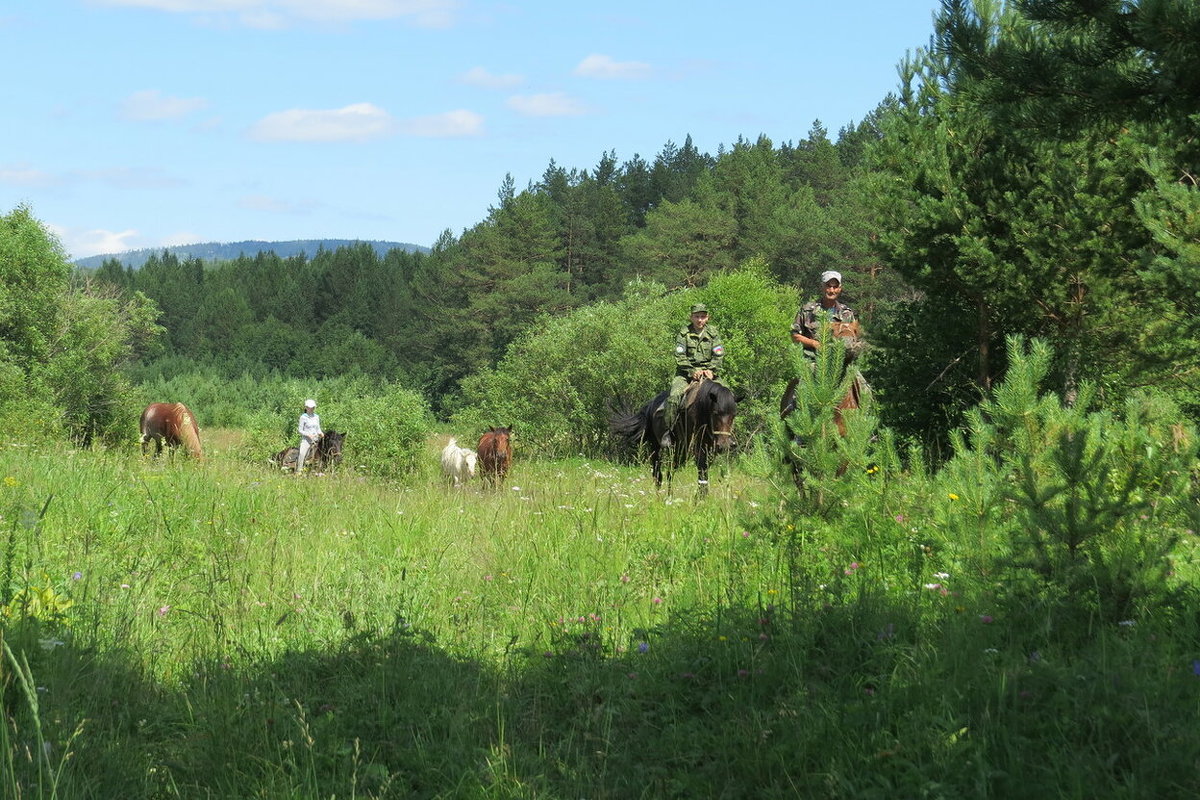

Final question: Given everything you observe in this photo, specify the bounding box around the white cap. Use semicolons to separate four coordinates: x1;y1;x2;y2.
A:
820;270;843;285
304;398;316;409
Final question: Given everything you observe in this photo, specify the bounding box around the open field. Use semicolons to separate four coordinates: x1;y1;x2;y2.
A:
3;433;1200;798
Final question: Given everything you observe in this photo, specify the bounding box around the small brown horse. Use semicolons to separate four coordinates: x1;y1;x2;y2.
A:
139;403;203;459
476;426;513;487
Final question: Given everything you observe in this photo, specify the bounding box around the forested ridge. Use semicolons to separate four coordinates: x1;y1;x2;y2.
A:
6;0;1199;451
72;238;427;271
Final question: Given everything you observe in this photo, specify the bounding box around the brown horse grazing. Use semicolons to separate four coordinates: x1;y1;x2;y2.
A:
476;426;513;487
139;403;203;459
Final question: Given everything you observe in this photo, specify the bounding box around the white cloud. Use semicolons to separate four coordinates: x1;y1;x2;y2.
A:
92;0;460;28
160;230;202;247
506;92;587;117
77;167;184;190
0;164;60;188
120;89;209;121
458;66;523;90
248;103;395;142
238;194;317;214
1;164;179;190
52;225;141;259
397;109;483;137
573;53;652;80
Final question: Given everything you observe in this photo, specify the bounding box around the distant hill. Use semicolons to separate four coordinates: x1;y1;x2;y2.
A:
73;239;429;270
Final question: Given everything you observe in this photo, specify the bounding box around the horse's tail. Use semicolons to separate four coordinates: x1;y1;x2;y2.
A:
609;394;662;449
175;403;203;460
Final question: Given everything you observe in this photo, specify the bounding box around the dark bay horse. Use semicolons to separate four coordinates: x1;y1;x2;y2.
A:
611;378;737;494
477;427;513;487
272;431;346;473
139;403;203;460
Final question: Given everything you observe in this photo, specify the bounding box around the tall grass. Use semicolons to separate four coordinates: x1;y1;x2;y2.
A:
2;433;1199;798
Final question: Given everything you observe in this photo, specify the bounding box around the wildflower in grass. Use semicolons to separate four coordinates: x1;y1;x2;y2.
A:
948;493;960;501
3;476;16;487
737;669;749;678
741;530;750;538
158;605;171;617
979;615;993;624
483;574;493;582
894;514;906;523
652;597;662;605
1193;660;1200;676
923;583;942;591
1118;619;1136;627
120;583;130;589
620;574;630;583
1029;651;1042;663
934;572;949;579
718;635;727;642
71;571;82;581
637;641;649;653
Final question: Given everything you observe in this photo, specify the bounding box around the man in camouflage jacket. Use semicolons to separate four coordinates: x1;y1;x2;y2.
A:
791;270;863;362
662;303;725;447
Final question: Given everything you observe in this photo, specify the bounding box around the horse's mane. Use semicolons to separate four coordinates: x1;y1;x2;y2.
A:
696;380;737;416
173;403;203;459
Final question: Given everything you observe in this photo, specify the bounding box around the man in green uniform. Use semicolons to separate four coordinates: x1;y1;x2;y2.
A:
662;303;725;447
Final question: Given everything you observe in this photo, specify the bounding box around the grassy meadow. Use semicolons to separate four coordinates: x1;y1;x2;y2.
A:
2;426;1200;798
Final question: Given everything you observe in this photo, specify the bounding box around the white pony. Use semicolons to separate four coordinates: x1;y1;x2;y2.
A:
440;437;478;487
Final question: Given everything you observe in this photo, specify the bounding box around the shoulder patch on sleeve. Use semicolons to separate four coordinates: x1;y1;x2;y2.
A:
712;344;725;355
675;345;686;354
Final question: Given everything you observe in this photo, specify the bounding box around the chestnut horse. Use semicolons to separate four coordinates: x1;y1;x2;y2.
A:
139;403;203;460
476;427;513;487
780;322;868;484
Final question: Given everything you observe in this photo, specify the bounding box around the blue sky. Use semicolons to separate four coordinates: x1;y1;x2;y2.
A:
2;1;941;260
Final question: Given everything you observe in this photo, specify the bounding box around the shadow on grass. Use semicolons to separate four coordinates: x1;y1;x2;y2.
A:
6;593;1200;798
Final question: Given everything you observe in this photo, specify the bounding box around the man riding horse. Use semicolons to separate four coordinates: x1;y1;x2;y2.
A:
790;270;865;362
661;303;726;448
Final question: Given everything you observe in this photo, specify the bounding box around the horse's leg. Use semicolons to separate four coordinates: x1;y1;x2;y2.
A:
651;443;664;488
696;442;710;498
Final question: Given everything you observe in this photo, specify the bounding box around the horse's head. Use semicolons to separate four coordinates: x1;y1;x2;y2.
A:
699;381;737;453
322;430;346;463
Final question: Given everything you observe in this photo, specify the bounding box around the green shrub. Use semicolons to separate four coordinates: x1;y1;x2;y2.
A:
937;336;1199;622
454;263;798;457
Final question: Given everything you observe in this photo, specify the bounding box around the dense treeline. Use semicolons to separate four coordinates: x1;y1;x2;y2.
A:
93;121;903;416
14;0;1199;455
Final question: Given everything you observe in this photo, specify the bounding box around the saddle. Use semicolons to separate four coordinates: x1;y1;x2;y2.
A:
655;378;712;416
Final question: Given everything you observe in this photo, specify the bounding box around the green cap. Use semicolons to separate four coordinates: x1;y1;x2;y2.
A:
690;303;708;314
